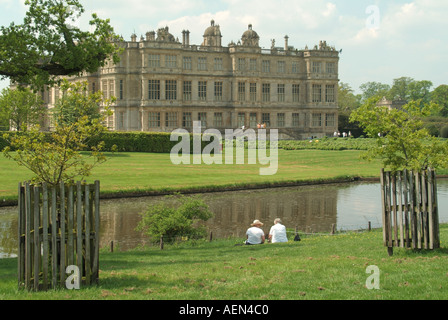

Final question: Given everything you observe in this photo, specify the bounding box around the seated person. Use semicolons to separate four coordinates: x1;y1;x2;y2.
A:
245;220;265;245
268;218;288;243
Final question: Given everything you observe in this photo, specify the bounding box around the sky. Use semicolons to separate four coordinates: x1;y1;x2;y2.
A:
1;0;447;94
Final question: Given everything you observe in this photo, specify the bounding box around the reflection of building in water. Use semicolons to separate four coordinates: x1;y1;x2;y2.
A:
96;186;338;250
204;187;337;238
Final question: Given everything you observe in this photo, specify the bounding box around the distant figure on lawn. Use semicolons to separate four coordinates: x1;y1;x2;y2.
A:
268;218;288;243
245;220;265;245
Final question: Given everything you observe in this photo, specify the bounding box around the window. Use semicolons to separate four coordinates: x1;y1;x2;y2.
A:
148;112;160;128
198;81;207;100
262;60;270;73
213;112;223;127
183;81;192;101
198;112;207;127
238;82;246;101
326;62;335;74
214;58;223;71
165;80;177;100
277;113;285;127
238;113;245;128
312;84;322;103
198;57;207;71
277;84;285;102
277;61;285;73
292;84;300;102
292;61;299;73
249;113;257;128
165;55;177;68
102;80;108;99
148;80;160;100
262;83;270;102
250;59;257;71
119;80;124;100
312;62;321;73
262;113;270;127
326;113;335;127
109;80;115;99
182;112;192;128
165;112;178;127
325;85;335;103
238;58;246;71
183;56;192;70
292;113;300;127
149;54;160;67
214;81;222;101
312;113;322;127
249;83;257;102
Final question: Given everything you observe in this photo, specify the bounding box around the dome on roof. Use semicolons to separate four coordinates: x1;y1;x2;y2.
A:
156;26;176;42
203;20;222;37
202;20;222;47
241;24;259;47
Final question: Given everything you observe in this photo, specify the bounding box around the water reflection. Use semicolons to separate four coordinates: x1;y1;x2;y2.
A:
1;180;447;256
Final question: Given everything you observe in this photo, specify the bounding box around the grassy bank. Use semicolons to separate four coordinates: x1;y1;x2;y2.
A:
0;149;384;204
1;225;448;300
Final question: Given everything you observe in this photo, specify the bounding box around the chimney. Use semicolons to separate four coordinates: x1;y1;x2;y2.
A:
284;35;289;51
186;30;190;46
182;30;186;46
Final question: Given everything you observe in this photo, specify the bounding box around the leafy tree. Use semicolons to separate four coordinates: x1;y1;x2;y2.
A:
359;81;391;102
0;0;122;89
349;97;448;172
338;82;361;112
53;80;109;126
431;84;448;117
0;87;45;131
136;195;214;244
2;81;114;186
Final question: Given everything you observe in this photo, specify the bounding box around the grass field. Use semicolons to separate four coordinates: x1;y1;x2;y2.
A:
0;149;384;203
1;225;448;300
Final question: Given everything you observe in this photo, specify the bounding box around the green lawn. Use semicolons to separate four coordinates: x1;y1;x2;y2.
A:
1;226;448;300
0;149;383;202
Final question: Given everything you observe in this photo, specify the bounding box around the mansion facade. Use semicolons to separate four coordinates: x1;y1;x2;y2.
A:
42;21;340;140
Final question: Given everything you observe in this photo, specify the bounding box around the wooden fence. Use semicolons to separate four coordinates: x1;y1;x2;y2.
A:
17;181;100;291
381;168;439;255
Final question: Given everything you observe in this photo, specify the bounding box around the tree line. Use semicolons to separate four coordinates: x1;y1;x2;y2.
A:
338;77;448;137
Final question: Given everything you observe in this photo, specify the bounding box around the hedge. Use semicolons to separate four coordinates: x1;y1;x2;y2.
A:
0;131;218;154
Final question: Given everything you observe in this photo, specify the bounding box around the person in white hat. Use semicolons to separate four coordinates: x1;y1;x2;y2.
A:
245;220;265;245
268;218;288;243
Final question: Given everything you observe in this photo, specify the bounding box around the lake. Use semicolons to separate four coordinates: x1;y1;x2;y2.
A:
1;179;447;258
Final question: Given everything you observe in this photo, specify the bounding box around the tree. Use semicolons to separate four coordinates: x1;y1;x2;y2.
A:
0;0;122;89
349;97;448;172
2;81;114;186
338;82;361;112
136;195;214;244
0;87;45;131
53;80;107;126
431;84;448;117
359;81;391;102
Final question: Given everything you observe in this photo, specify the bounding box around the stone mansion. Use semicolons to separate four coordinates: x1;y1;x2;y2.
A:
42;21;340;140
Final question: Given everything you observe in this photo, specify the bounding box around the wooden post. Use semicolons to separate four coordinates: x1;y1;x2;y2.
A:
42;183;49;291
160;236;164;250
110;241;114;252
209;231;213;242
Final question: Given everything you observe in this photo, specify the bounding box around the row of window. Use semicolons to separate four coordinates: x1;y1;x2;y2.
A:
145;81;335;103
148;54;336;74
138;111;336;128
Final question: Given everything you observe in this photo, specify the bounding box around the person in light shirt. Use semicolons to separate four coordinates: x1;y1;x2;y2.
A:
268;218;288;243
245;220;265;245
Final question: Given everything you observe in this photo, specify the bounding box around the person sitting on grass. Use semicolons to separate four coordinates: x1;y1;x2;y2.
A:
245;220;265;245
268;218;288;243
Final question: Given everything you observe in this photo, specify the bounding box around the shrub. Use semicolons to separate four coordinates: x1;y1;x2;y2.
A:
441;126;448;138
136;195;214;244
